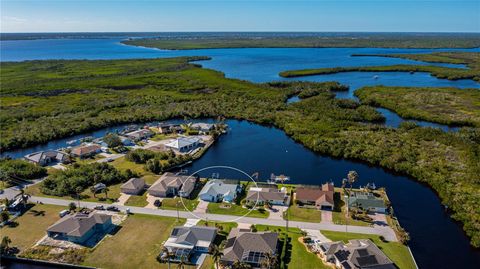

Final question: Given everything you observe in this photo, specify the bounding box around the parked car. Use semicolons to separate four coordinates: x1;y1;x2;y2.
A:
106;158;113;162
106;206;120;212
94;205;105;210
59;209;69;217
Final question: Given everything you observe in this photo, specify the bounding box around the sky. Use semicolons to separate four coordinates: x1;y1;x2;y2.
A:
1;0;479;33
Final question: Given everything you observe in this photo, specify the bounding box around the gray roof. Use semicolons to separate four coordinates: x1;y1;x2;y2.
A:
121;177;145;191
221;228;278;263
246;187;287;202
348;192;386;209
165;137;201;150
149;173;195;193
199;179;238;197
47;212;111;237
165;226;217;248
191;123;215;130
24;150;67;163
332;239;395;269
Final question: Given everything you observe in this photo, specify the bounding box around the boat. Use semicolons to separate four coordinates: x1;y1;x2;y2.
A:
365;182;377;190
373;75;379;80
270;173;290;183
66;139;78;145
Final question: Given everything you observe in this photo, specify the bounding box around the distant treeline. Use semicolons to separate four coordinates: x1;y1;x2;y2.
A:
1;57;479;247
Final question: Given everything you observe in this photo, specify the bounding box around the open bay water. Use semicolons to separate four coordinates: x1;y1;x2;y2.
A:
1;37;480;268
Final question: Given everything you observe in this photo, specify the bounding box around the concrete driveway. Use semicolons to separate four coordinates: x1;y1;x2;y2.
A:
268;205;288;220
194;200;209;213
114;193;131;206
321;210;333;224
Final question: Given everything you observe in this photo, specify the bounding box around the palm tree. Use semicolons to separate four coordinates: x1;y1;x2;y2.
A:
0;236;12;255
177;255;188;269
232;260;251;269
261;252;277;269
1;211;10;223
210;244;224;269
158;246;174;269
15;189;30;209
90;186;97;198
103;187;110;199
342;170;359;234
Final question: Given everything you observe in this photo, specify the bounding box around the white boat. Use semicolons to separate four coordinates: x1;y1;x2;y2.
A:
270;173;290;183
373;75;379;80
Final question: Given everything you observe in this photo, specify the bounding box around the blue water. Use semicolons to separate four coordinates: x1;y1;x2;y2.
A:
1;37;480;268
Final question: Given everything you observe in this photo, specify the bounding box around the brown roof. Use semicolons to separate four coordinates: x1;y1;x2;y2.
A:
295;183;334;205
47;212;111;237
71;144;101;156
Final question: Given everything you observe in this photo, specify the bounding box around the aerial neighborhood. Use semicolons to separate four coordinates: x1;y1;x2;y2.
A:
0;120;413;269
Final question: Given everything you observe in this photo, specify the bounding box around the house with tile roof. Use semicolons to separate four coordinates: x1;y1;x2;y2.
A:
198;179;240;203
221;228;279;268
71;144;102;158
121;177;145;195
148;172;197;198
46;212;112;245
295;183;335;210
318;239;395;269
163;226;217;262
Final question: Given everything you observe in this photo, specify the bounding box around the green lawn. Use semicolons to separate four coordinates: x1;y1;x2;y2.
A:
111;156;153;175
124;191;148;207
332;192;372;227
284;206;321;223
161;197;199;211
207;202;269;219
0;204;65;252
321;230;416;269
26;181;121;204
254;225;330;269
83;214;190;269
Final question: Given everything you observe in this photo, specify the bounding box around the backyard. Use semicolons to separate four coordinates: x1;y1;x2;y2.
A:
321;230;417;269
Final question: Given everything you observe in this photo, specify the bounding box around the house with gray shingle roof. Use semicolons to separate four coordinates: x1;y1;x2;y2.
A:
148;173;197;198
121;177;145;195
24;150;69;166
163;226;217;262
221;228;279;268
347;191;387;214
46;212;112;245
198;179;240;203
245;187;289;206
319;239;395;269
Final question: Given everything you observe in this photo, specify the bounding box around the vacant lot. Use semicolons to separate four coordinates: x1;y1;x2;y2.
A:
83;214;187;268
1;204;64;252
285;206;321;223
322;230;416;269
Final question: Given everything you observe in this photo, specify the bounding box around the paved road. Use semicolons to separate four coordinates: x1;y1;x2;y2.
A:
24;195;397;241
1;184;397;242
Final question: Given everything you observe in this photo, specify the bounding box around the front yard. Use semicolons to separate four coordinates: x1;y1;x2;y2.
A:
207;202;269;219
321;230;417;269
332;191;372;227
0;204;65;252
284;205;321;223
83;214;187;268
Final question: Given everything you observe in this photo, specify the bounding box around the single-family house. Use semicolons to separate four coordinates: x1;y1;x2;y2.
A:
318;239;395;269
71;144;102;158
119;136;135;146
245;187;289;206
158;123;183;134
121;177;145;195
125;129;153;141
24;150;69;166
295;183;335;210
163;226;217;262
198;179;240;203
191;123;215;134
347;191;387;214
221;228;279;268
46;212;112;245
148;173;197;198
165;137;202;153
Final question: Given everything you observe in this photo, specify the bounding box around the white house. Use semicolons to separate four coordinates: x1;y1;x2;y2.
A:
198;179;240;203
165;137;202;153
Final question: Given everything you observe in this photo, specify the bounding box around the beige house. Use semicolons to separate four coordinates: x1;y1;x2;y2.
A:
120;178;145;195
147;173;197;198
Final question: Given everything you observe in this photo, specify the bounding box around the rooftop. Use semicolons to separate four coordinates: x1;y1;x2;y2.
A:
47;212;111;238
